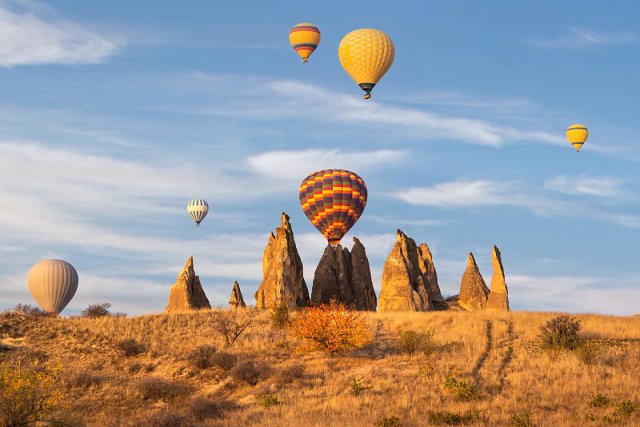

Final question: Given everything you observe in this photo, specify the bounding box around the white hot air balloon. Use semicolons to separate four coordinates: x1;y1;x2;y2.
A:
27;259;78;314
187;198;209;226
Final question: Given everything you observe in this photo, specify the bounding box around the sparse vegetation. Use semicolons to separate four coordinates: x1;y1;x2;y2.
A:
0;309;638;426
575;340;603;366
114;338;145;357
376;415;402;427
290;300;371;355
399;328;436;355
539;315;581;350
12;304;49;317
444;374;476;401
230;360;262;386
188;344;218;370
258;393;280;408
211;308;259;348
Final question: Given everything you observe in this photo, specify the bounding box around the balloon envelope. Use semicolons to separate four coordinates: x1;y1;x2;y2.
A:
299;169;367;245
338;28;394;99
289;23;320;63
566;124;588;152
187;198;209;226
27;259;78;314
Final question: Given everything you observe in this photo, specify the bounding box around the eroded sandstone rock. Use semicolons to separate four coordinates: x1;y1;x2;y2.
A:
486;245;510;311
165;256;211;312
458;252;489;311
229;281;247;310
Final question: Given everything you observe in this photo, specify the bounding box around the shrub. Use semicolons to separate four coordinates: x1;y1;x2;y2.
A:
68;371;102;389
210;308;258;348
427;410;486;425
615;400;637;416
258;393;280;408
115;338;145;357
0;363;66;427
187;396;235;420
276;364;304;384
376;416;402;427
134;377;193;401
290;300;370;355
511;411;533;427
444;375;476;401
188;345;218;370
80;302;124;318
350;377;372;396
13;304;50;317
230;361;262;386
539;315;581;350
138;410;191;427
211;351;238;371
588;393;610;408
270;301;291;330
399;329;436;355
575;341;603;366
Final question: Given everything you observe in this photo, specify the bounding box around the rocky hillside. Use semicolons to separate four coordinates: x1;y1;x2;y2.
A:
1;309;639;426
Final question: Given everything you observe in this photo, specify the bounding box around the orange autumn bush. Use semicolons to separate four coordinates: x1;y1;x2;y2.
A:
290;300;370;355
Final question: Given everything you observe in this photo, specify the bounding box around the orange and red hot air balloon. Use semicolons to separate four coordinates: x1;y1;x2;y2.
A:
289;23;320;63
299;169;367;246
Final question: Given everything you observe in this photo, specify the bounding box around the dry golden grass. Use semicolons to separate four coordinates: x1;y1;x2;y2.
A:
1;309;638;426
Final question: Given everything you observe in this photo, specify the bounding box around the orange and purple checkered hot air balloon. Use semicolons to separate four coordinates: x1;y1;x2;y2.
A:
289;23;320;63
299;169;367;246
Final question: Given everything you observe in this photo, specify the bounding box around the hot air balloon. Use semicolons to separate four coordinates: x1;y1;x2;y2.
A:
289;23;320;63
338;28;395;99
566;124;588;152
187;198;209;226
299;169;367;246
27;259;78;315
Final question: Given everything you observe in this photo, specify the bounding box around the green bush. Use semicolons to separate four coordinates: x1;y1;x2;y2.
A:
587;393;610;408
349;377;372;396
427;410;485;425
376;415;402;427
511;411;533;427
399;329;436;355
444;375;476;401
258;393;280;408
270;302;291;330
539;315;581;350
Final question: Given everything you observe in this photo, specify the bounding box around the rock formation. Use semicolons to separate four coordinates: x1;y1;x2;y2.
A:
255;212;310;310
378;230;443;312
229;281;246;310
311;237;377;311
458;252;489;311
486;245;510;311
165;256;211;312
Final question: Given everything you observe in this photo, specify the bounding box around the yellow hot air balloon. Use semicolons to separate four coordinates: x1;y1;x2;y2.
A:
289;23;320;63
566;124;588;152
338;28;395;99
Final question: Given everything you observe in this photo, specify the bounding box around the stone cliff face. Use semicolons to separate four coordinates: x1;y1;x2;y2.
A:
458;252;490;311
378;230;443;312
165;256;211;312
486;245;510;311
255;212;310;310
311;237;377;311
229;281;247;310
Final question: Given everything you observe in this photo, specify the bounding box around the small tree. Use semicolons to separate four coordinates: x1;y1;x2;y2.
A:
0;363;66;426
270;302;291;331
290;300;370;355
210;309;258;348
81;303;125;318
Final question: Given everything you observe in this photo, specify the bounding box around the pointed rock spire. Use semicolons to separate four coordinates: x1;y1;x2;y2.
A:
486;245;510;311
229;281;247;310
310;237;377;311
255;212;310;310
458;252;489;311
378;230;432;312
165;256;211;312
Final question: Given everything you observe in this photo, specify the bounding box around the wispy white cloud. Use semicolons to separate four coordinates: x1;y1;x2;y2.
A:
525;28;639;49
544;175;627;198
247;149;406;181
396;180;525;208
0;0;120;67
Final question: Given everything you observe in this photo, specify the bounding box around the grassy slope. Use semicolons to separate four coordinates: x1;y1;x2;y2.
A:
1;310;639;426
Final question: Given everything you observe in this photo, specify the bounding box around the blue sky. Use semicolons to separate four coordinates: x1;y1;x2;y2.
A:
1;0;639;315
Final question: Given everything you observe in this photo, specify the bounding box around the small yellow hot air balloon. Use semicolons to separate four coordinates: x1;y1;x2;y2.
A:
338;28;394;99
566;124;588;152
289;23;320;63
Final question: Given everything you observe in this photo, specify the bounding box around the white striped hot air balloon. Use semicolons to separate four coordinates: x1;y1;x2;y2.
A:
27;259;78;315
187;198;209;226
